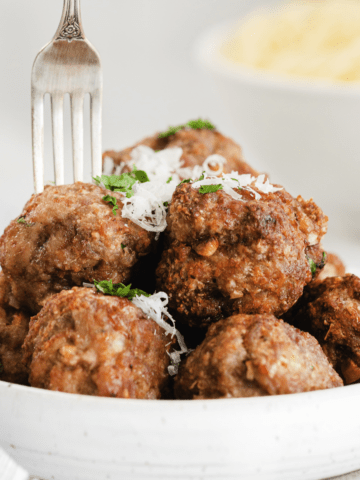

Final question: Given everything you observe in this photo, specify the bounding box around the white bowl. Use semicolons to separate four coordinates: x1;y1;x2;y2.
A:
1;380;360;480
194;21;360;239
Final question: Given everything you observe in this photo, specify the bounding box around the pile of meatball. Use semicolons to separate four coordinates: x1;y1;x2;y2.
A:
1;125;356;400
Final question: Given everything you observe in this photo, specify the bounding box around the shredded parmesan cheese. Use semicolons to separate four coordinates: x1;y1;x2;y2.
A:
118;147;229;233
121;182;169;232
115;146;281;233
132;292;188;375
192;171;282;200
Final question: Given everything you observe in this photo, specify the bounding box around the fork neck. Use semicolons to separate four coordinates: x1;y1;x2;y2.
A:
55;0;85;41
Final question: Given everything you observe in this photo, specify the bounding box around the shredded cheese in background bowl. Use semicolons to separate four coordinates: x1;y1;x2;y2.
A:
221;0;360;83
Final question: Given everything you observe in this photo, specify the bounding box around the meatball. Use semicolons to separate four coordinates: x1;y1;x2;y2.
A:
174;314;343;399
317;252;345;280
284;274;360;385
0;272;30;384
156;182;328;328
23;287;172;398
103;127;258;177
0;182;156;313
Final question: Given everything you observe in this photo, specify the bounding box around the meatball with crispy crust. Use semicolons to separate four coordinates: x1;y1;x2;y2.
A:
156;182;328;328
0;182;156;314
103;127;258;177
23;287;172;398
0;272;30;385
284;274;360;385
174;314;342;399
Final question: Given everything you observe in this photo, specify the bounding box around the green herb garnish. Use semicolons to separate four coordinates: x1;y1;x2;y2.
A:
94;280;150;300
307;257;317;275
166;176;172;184
163;201;169;207
158;118;215;138
93;166;149;199
179;178;191;185
103;195;119;215
199;184;223;194
121;243;126;249
17;217;33;227
198;171;206;181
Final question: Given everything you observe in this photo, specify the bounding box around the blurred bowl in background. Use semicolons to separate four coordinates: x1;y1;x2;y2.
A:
194;20;360;242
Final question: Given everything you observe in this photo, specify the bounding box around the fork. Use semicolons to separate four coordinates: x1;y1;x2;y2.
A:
31;0;103;194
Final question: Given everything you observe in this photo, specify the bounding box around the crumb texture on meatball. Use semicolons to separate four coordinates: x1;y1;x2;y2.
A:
23;287;172;398
174;314;342;399
0;272;30;385
103;127;258;177
157;183;328;328
0;182;156;313
284;274;360;385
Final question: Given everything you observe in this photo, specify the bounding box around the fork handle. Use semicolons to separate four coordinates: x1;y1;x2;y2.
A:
55;0;85;41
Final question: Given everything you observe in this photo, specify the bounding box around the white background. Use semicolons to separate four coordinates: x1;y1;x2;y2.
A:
0;0;359;270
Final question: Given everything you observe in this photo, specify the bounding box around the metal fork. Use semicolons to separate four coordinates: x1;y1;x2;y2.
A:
31;0;103;194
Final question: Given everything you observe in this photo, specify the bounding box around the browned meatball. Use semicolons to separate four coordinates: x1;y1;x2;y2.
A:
284;274;360;385
103;127;258;177
0;182;156;314
174;314;343;399
0;272;30;385
317;252;345;280
156;182;328;328
23;287;172;398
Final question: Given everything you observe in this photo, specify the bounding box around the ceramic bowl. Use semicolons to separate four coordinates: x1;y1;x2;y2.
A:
1;379;360;480
194;20;360;239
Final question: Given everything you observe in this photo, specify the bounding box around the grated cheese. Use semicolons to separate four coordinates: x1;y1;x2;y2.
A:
119;147;228;232
132;292;188;375
115;146;281;233
192;171;282;200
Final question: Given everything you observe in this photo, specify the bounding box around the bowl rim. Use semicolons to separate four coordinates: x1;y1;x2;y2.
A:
193;18;360;97
1;378;360;408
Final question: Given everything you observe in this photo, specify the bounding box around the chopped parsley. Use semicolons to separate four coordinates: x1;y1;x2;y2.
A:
198;171;206;181
163;201;169;207
306;256;317;275
121;243;126;249
166;176;172;184
199;184;223;194
17;217;33;227
178;178;192;185
102;195;119;215
94;280;150;300
93;166;150;199
158;118;215;138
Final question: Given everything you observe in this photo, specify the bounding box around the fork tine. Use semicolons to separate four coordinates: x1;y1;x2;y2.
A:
70;93;84;182
51;94;65;186
90;89;102;179
32;89;45;194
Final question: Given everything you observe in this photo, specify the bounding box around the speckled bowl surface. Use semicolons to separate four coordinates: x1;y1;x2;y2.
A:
1;379;360;480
